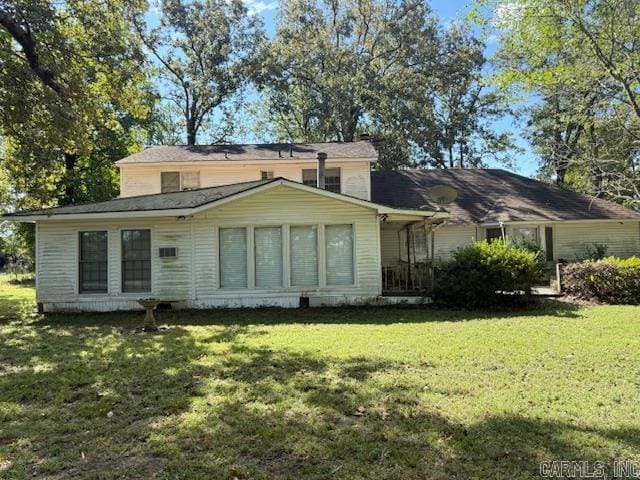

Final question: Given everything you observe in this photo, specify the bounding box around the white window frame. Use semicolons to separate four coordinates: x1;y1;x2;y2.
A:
180;171;200;190
77;230;109;295
161;171;200;193
254;225;284;288
218;226;250;290
511;226;540;246
120;228;152;294
214;223;357;291
325;224;356;287
289;224;321;288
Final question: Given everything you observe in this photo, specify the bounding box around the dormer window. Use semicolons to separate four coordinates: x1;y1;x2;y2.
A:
161;171;200;193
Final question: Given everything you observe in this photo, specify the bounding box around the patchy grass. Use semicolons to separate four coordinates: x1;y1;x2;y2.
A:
1;274;639;479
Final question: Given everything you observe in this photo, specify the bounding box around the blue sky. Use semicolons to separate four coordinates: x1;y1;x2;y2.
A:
150;0;539;177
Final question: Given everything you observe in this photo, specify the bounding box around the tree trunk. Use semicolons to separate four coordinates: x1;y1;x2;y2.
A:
61;152;78;205
186;120;197;145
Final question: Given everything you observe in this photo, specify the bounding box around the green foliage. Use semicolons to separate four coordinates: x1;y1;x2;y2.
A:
259;0;516;169
135;0;264;145
561;257;640;304
0;0;152;206
602;256;640;268
484;0;640;207
434;240;544;307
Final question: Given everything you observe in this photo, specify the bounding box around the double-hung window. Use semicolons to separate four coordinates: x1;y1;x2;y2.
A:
219;228;248;288
290;225;319;286
79;231;108;293
121;229;151;292
254;227;283;287
161;171;200;193
302;168;341;193
325;224;354;285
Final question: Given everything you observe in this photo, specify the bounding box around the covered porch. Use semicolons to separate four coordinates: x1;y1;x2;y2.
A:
380;214;447;296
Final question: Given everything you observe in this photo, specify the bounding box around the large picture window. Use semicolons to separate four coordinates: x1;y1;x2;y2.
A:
79;231;108;293
290;225;318;286
325;224;354;285
121;230;151;292
220;228;248;288
254;227;283;287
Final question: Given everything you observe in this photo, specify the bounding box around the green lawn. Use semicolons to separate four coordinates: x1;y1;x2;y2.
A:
1;275;639;479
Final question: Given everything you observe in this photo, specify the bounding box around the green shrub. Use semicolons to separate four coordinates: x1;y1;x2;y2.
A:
561;257;640;304
433;240;545;307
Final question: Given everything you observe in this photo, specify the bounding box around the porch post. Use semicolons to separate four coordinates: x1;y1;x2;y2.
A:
405;224;412;289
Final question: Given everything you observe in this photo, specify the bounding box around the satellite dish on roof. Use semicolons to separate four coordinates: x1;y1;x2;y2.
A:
428;185;458;206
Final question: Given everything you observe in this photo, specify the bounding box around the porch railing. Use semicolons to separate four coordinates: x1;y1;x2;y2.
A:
382;262;433;295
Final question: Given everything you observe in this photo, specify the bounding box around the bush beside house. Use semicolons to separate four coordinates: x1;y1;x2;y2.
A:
433;241;544;307
560;257;640;304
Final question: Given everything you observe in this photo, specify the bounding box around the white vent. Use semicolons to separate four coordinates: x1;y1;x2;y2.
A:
159;247;178;258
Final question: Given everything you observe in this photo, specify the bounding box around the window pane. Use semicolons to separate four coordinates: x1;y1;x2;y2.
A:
122;230;151;292
301;168;340;192
545;227;554;261
486;228;502;243
326;224;354;285
161;172;180;193
302;169;316;187
290;225;318;286
261;171;274;180
181;172;200;190
220;228;247;288
79;231;108;293
513;227;538;246
255;227;282;287
324;168;341;193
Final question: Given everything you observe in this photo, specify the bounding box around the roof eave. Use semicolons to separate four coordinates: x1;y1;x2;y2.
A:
3;178;445;221
115;157;378;167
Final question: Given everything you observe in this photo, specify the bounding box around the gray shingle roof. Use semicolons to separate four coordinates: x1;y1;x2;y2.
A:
6;179;272;217
116;141;377;165
372;168;640;224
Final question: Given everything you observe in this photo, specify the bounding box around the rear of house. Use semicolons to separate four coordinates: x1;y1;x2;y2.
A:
4;141;640;311
373;169;640;288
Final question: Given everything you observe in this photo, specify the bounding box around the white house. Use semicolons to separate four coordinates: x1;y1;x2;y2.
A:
4;140;640;312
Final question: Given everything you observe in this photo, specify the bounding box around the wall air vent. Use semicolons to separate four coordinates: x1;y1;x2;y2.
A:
159;247;178;258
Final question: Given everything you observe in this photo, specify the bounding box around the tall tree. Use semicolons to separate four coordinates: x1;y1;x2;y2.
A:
486;0;640;207
0;0;150;205
402;23;517;169
259;0;441;163
259;0;514;169
135;0;264;145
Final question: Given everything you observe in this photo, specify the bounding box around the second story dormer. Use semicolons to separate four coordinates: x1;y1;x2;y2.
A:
116;141;377;200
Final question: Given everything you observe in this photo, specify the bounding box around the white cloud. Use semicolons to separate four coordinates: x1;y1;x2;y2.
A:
244;0;277;16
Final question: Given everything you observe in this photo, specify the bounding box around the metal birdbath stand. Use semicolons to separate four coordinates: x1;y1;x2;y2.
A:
137;298;160;332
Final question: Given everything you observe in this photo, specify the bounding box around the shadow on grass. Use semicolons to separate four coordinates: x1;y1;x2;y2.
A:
29;297;582;331
0;316;636;479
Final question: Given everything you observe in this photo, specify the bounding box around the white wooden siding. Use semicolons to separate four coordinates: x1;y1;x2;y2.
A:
554;221;640;260
35;185;381;311
433;225;477;260
119;161;371;200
